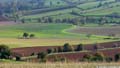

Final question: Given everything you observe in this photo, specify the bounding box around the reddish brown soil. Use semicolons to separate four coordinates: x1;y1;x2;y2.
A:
48;48;120;62
0;21;17;26
11;41;120;59
69;27;120;37
0;16;8;21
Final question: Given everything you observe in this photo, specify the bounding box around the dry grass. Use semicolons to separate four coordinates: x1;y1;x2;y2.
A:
0;62;120;68
0;38;112;48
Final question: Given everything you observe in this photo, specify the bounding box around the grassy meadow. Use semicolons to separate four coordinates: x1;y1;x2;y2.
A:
0;23;114;48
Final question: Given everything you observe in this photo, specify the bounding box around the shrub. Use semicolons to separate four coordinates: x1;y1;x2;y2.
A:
21;19;25;23
23;33;29;38
75;44;84;51
115;53;120;62
58;47;63;52
86;34;92;38
0;45;11;59
47;49;53;54
29;34;35;38
15;56;21;61
92;52;105;62
38;52;47;62
63;43;74;52
37;52;47;60
82;54;92;62
93;43;99;50
53;48;57;53
31;53;35;56
105;57;113;62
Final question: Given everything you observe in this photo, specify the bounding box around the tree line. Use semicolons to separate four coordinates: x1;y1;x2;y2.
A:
21;14;120;26
1;43;120;62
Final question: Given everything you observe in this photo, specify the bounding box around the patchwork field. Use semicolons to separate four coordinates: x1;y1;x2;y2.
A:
0;21;115;48
0;0;120;67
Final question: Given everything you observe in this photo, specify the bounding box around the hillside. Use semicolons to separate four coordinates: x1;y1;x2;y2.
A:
0;0;120;66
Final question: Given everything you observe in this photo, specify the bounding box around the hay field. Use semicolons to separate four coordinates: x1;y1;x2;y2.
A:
0;62;120;68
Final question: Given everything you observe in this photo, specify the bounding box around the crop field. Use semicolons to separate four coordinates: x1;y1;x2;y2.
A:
77;0;115;10
0;38;114;48
23;8;76;19
69;26;120;37
0;0;120;67
22;0;120;19
83;6;120;15
0;22;113;48
44;0;67;7
0;62;120;68
0;23;80;38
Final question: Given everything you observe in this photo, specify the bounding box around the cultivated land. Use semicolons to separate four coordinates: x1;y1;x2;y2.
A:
22;0;120;19
0;22;114;48
0;0;120;66
69;26;120;37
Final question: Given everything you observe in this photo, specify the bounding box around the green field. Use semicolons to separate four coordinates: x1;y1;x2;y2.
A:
44;0;67;7
0;23;110;39
22;0;120;20
0;23;114;48
1;0;120;48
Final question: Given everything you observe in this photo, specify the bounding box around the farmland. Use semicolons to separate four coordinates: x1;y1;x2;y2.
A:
69;26;120;37
22;0;120;19
0;22;114;48
0;0;120;66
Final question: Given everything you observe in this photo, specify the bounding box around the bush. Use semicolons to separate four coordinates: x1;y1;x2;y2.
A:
82;54;92;62
105;57;113;62
37;52;47;60
91;52;105;62
31;53;35;56
58;47;63;52
93;43;99;50
29;34;35;38
63;43;74;52
0;45;11;59
15;56;21;61
75;44;84;51
53;48;57;53
115;53;120;62
47;49;53;54
23;33;29;38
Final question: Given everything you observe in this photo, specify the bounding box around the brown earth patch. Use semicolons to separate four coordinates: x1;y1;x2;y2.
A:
69;27;120;37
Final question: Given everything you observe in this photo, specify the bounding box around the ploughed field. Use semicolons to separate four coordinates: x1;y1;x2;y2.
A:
69;26;120;37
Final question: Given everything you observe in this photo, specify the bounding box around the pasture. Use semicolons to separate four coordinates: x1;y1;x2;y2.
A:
0;22;114;48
